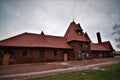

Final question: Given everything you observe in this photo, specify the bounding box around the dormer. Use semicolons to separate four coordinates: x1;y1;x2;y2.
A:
75;23;83;35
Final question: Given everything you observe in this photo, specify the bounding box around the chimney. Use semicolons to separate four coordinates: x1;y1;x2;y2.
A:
97;32;102;44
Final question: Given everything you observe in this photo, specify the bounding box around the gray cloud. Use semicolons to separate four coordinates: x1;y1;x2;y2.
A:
0;0;120;50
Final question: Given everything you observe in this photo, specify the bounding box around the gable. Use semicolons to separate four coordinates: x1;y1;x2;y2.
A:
64;21;91;42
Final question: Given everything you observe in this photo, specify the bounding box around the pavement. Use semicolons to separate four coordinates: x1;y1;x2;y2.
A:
0;56;120;80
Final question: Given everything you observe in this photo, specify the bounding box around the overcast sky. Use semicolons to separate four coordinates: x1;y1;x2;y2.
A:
0;0;120;50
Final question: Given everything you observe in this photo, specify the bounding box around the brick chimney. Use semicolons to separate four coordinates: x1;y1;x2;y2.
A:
97;32;102;44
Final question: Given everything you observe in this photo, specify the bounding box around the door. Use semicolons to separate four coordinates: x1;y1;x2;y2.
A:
2;53;10;65
81;52;85;60
64;53;67;61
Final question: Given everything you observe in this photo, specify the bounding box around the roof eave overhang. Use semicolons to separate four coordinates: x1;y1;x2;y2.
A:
0;45;72;49
67;40;91;43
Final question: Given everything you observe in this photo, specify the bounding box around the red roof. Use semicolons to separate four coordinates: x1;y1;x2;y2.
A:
0;21;114;52
101;41;114;51
0;32;72;49
64;21;91;42
91;43;110;51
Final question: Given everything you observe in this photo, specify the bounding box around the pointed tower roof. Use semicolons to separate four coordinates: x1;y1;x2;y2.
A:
64;21;91;42
41;31;44;35
76;23;83;31
85;32;91;42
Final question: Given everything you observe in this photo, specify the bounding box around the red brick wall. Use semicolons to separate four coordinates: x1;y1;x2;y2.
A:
92;51;114;58
0;47;72;64
68;41;92;60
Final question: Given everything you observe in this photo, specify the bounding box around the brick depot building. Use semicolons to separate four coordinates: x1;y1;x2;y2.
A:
0;21;114;65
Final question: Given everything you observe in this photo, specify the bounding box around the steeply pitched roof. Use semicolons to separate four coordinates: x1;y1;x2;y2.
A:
101;41;114;51
90;41;113;51
85;32;91;42
91;43;109;51
0;21;114;52
0;32;72;49
64;21;91;42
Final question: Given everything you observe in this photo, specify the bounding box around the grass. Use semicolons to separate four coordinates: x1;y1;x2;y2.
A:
27;63;120;80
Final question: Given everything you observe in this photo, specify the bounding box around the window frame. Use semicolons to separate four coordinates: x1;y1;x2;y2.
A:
79;42;88;48
76;30;82;35
39;50;45;60
53;49;57;56
22;50;27;56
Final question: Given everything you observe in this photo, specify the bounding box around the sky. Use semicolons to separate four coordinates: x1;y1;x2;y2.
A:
0;0;120;50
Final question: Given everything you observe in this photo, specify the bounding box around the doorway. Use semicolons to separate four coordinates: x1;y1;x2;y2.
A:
0;50;16;65
61;51;70;61
2;53;10;65
64;53;68;61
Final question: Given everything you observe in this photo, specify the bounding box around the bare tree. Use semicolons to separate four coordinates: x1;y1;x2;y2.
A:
112;23;120;48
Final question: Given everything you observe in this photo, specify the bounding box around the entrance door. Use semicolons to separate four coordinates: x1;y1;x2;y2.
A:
2;53;10;65
64;53;67;61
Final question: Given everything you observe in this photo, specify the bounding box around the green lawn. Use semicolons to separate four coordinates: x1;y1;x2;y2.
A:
27;63;120;80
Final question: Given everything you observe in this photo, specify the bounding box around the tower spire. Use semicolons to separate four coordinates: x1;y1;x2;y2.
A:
73;18;74;22
41;30;44;35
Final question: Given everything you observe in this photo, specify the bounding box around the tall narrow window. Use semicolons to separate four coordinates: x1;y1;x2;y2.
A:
0;53;2;61
23;50;27;56
79;42;83;47
39;50;44;60
82;43;86;48
78;31;82;35
10;53;16;60
54;50;57;56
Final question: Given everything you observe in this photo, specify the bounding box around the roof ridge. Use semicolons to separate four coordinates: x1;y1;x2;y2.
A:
45;35;64;38
0;32;27;42
23;32;40;35
101;41;110;43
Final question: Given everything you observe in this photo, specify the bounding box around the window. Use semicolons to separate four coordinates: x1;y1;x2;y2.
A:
79;42;88;48
82;43;86;48
22;50;27;56
78;53;81;58
54;50;57;56
82;43;88;48
79;42;83;47
78;31;82;35
39;50;44;59
10;53;16;60
76;30;82;35
0;53;2;61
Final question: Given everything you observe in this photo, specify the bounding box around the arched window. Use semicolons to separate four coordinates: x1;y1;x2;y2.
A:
10;53;16;60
